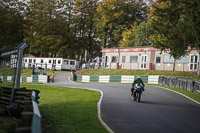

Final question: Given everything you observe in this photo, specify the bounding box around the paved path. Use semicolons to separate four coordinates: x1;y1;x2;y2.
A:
46;72;200;133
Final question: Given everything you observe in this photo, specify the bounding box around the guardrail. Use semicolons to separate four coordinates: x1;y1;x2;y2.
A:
158;76;200;92
1;75;48;83
73;74;159;84
15;90;41;133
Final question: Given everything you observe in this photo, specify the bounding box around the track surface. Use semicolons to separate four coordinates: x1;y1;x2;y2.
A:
46;72;200;133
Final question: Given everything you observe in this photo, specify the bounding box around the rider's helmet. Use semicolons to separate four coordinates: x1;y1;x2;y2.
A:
136;76;141;79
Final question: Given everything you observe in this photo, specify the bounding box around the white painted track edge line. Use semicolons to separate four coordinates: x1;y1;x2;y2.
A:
68;76;114;133
155;86;200;105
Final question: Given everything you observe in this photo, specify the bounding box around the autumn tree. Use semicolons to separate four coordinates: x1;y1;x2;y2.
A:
96;0;148;48
120;22;152;47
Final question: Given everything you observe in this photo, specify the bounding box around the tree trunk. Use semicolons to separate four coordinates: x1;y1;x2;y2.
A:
198;51;200;76
173;58;176;72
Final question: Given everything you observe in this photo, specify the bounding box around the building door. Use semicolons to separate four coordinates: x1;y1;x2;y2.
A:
190;54;198;71
140;55;148;69
105;56;110;68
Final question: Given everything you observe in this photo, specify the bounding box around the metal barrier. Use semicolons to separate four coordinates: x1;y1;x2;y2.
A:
158;76;199;92
15;90;41;133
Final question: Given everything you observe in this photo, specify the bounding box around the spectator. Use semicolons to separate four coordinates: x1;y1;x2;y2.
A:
51;72;55;82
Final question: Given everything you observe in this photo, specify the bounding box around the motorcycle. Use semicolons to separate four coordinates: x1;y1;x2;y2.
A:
132;84;144;102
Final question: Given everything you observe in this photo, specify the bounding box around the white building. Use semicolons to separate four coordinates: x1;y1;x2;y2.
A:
101;46;199;72
23;57;78;71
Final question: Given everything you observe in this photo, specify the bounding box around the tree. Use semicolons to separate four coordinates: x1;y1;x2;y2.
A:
96;0;148;48
151;0;200;72
73;0;101;63
0;0;24;48
23;0;72;57
120;21;152;47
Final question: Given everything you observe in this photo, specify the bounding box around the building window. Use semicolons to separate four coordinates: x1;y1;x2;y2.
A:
29;59;32;63
111;56;118;63
53;60;56;64
25;59;27;63
64;60;69;64
33;59;36;63
190;54;198;71
163;54;174;64
130;56;138;63
41;59;43;63
122;56;126;63
70;61;75;65
58;60;61;64
49;60;52;64
156;56;161;63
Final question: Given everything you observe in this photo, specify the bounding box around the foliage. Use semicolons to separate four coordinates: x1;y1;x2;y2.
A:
96;0;148;48
22;85;108;133
73;0;101;62
23;0;72;57
0;117;20;133
75;69;200;79
151;0;200;59
120;22;152;47
0;0;24;48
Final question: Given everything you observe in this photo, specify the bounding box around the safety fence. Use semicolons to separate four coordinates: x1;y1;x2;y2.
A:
0;75;48;83
76;75;159;84
159;76;200;92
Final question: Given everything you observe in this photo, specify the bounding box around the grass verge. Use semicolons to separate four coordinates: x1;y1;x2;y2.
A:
21;85;108;133
0;117;20;133
149;84;200;103
21;69;68;77
76;69;200;80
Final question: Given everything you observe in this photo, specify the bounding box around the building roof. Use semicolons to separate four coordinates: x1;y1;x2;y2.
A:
102;46;160;53
24;57;76;61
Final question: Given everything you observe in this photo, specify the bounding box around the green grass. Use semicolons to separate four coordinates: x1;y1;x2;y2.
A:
0;117;20;133
21;69;68;77
22;85;108;133
149;84;200;103
76;69;200;80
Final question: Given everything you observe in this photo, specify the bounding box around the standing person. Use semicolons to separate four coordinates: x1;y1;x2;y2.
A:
51;72;55;82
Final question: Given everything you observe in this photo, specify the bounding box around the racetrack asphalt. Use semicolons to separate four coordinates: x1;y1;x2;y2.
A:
46;72;200;133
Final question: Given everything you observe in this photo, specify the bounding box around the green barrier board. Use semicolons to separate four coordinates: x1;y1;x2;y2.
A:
110;76;121;82
90;76;99;82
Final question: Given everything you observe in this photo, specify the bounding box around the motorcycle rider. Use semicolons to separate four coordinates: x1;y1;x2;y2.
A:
131;76;145;99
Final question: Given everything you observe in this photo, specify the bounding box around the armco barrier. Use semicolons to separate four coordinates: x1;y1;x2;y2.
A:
15;90;41;133
1;75;48;83
31;91;41;133
90;76;99;82
158;76;200;92
110;76;121;82
121;76;134;83
148;75;159;84
77;75;82;82
75;75;159;84
99;76;110;83
82;75;90;82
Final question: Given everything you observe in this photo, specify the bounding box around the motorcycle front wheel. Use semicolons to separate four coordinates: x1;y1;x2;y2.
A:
136;91;142;102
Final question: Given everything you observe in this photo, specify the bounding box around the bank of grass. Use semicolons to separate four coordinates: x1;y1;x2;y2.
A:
21;69;68;77
149;84;200;103
21;85;108;133
0;117;20;133
76;69;200;80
